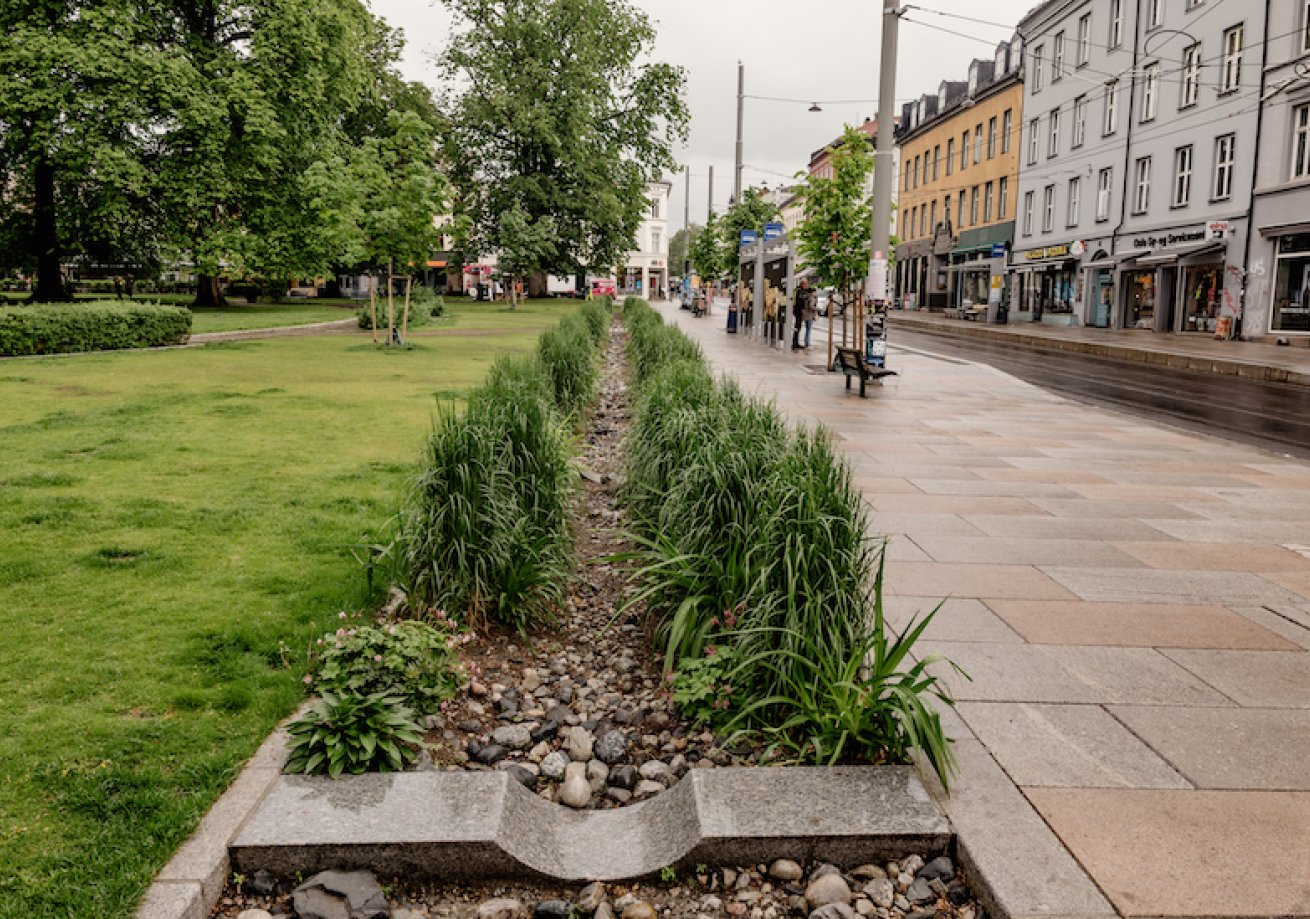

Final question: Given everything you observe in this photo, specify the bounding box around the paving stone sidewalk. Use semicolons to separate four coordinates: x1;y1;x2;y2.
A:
653;301;1310;919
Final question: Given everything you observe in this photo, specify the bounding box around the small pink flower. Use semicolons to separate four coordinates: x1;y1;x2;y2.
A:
336;628;346;638
387;625;397;635
664;671;676;683
704;645;717;657
338;611;347;620
374;654;383;663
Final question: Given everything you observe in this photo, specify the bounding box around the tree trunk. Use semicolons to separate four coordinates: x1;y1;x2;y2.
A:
31;157;70;303
528;270;547;299
193;274;227;308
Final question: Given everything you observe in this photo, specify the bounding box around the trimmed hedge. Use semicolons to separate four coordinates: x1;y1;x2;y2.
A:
0;302;192;356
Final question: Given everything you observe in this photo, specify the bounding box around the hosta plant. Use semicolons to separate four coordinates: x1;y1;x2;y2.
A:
310;614;468;714
285;690;422;777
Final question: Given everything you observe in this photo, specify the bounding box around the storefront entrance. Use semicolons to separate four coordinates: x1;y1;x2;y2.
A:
1123;270;1155;329
1180;264;1223;333
1271;233;1310;334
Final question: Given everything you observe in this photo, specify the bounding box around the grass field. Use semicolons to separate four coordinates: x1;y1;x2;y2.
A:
0;299;581;917
189;303;355;334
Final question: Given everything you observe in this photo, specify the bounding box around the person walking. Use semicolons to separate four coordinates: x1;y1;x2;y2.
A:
791;278;811;350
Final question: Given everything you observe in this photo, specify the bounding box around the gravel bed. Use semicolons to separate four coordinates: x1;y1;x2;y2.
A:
214;856;986;919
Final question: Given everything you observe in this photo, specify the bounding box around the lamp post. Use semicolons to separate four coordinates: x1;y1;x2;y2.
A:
867;0;901;309
734;61;745;206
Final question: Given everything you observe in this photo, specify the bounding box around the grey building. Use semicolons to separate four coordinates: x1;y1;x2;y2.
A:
1245;4;1310;341
1012;0;1265;336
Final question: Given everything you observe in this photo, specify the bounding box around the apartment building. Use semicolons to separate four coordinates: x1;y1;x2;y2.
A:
1246;4;1310;340
894;40;1023;310
1013;0;1264;333
620;181;672;298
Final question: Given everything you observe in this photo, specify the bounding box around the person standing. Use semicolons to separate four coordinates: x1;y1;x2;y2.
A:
791;278;810;350
802;281;817;349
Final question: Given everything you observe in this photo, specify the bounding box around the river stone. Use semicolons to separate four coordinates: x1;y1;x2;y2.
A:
536;901;571;919
576;882;606;913
594;730;628;764
492;724;532;750
621;902;657;919
609;764;638;791
566;727;595;762
918;856;954;882
540;751;569;780
905;878;935;905
586;758;610;789
864;879;894;910
899;855;924;877
632;779;663;800
506;764;537;790
559;761;591;808
850;865;887;881
237;911;274;919
292;870;388;919
475;744;508;765
638;760;671;784
250;868;276;895
767;859;803;882
809;905;855;919
478;899;527;919
804;874;852;911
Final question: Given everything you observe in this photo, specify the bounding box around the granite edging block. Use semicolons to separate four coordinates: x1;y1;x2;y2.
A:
133;880;206;919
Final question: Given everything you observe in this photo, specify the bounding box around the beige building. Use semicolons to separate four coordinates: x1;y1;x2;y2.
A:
895;40;1023;313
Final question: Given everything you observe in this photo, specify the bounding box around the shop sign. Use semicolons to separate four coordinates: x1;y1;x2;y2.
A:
763;222;785;240
1023;244;1071;261
739;230;758;247
990;243;1007;258
1207;220;1231;240
1070;240;1087;257
1131;227;1207;250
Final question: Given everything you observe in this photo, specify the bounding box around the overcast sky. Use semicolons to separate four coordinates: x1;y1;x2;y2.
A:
369;0;1039;233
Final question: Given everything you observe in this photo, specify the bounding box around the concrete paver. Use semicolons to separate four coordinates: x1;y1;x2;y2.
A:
654;302;1310;917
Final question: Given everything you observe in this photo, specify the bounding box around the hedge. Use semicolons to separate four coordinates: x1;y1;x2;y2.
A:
0;302;192;356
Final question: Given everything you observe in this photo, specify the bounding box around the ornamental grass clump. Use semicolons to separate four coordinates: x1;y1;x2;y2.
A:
620;298;961;787
537;313;600;419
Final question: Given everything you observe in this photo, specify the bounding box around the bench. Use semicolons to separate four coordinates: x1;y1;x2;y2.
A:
962;304;988;321
832;346;896;397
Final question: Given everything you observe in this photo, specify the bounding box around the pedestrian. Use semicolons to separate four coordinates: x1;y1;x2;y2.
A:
802;282;817;349
791;278;810;350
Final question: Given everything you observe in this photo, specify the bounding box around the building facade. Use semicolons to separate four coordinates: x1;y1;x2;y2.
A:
895;40;1023;311
620;181;671;298
1246;4;1310;340
1013;0;1264;334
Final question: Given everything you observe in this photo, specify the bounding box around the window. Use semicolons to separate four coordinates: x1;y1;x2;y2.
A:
1033;45;1045;91
1181;43;1201;108
1134;156;1152;213
961;131;969;169
984;181;995;222
970;186;980;225
1028;117;1040;164
946;138;955;175
1104;80;1119;136
1097;167;1113;221
930;200;938;232
920;206;927;236
1215;133;1236;197
651;228;662;252
1109;0;1123;48
988;116;998;158
958;190;966;227
1067;177;1081;226
1295;105;1310;179
1142;63;1160;122
1023;190;1035;235
1077;13;1091;65
1073;95;1087;148
933;144;941;180
904;165;911;192
1042;184;1055;232
1148;0;1162;28
650;199;660;218
974;124;983;164
1002;109;1013;153
1173;145;1193;207
1222;25;1243;94
913;154;921;187
999;176;1009;218
1048;108;1061;158
943;197;951;226
1053;32;1065;80
1305;0;1310;52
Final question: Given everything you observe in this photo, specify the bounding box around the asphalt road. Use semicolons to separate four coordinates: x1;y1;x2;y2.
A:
884;328;1310;462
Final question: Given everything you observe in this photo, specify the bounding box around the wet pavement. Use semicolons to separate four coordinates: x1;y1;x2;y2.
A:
654;300;1310;919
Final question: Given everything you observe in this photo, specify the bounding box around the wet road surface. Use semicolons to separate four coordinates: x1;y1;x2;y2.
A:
887;328;1310;461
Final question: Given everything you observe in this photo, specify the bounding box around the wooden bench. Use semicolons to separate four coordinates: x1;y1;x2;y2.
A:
833;346;896;397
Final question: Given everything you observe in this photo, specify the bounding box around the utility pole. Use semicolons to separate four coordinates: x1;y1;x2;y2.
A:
707;165;715;221
684;165;691;233
734;61;745;206
867;0;900;308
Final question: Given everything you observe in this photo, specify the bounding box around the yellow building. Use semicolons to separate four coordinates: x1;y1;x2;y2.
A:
895;40;1023;314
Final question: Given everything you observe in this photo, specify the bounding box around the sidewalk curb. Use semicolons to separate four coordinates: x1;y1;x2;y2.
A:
888;314;1310;388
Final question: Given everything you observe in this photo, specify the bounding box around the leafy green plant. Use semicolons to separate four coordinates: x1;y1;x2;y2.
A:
670;642;740;725
284;690;423;777
310;615;466;714
0;302;191;355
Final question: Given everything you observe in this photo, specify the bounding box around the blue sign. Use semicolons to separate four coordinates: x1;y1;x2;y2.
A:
990;243;1007;258
763;222;785;240
739;230;758;247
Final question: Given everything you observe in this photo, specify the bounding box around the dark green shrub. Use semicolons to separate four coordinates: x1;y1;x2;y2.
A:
355;288;434;330
0;302;191;355
309;615;466;714
284;690;422;777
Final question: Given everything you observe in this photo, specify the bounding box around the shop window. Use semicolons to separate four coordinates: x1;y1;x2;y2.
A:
1271;233;1310;333
1125;270;1156;329
1182;265;1224;332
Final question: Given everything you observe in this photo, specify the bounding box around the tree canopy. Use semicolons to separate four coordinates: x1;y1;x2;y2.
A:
439;0;688;286
793;126;876;298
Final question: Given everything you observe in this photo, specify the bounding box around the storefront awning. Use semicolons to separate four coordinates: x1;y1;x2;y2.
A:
1134;241;1224;266
1082;259;1116;269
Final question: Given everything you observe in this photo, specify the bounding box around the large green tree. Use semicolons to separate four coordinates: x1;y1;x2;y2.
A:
440;0;688;293
688;212;732;283
794;126;876;306
668;225;700;278
0;1;165;301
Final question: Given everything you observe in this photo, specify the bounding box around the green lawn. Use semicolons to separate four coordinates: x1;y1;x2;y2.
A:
0;301;581;917
188;303;356;334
